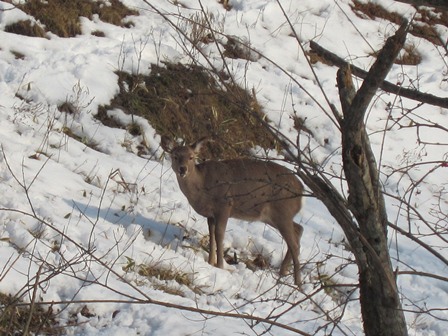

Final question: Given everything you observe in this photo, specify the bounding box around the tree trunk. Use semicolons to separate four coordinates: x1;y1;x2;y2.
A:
337;22;409;336
341;109;408;336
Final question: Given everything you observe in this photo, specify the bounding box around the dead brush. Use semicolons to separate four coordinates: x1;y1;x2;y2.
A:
187;11;219;46
0;293;62;335
122;257;205;296
12;0;138;38
138;264;191;287
97;63;280;160
351;0;447;47
4;19;46;38
369;42;422;66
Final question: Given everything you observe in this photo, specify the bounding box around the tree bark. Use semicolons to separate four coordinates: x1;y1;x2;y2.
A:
337;22;409;336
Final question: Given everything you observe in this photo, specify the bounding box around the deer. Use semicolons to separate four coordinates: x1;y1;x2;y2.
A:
161;136;304;286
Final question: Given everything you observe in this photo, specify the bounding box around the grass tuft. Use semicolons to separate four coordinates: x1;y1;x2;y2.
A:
97;63;279;159
123;257;204;296
4;19;46;38
13;0;138;38
351;0;447;48
0;293;62;335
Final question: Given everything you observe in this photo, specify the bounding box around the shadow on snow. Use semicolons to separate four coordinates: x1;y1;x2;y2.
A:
67;199;184;248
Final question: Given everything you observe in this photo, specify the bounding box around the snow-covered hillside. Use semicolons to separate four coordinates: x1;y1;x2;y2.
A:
0;0;447;335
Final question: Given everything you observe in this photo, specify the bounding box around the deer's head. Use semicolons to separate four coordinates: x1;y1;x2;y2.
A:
161;136;208;178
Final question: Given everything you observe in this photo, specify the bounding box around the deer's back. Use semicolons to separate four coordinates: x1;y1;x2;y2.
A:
196;159;303;221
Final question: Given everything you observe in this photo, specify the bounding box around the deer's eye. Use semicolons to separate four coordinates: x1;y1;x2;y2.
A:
189;156;194;160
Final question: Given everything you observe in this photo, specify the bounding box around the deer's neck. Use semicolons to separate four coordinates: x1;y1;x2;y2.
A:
176;166;205;201
176;165;216;217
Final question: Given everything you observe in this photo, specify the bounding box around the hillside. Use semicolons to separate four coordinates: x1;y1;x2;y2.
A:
0;0;447;335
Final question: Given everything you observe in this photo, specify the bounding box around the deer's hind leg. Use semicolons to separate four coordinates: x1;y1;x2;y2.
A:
278;221;303;286
280;222;303;275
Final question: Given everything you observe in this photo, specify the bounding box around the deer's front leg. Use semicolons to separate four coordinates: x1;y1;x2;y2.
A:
207;217;217;265
214;210;230;269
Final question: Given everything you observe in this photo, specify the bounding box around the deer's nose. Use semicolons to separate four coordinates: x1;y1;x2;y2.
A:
179;166;188;177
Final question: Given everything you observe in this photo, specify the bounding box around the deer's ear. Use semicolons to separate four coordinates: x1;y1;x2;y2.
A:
190;137;210;153
161;135;175;153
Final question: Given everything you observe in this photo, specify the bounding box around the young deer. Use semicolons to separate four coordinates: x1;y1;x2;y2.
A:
161;136;304;286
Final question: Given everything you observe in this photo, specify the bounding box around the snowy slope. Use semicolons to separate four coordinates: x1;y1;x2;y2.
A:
0;0;447;335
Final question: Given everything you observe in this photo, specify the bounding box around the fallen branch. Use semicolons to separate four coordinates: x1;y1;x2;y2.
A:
310;40;448;109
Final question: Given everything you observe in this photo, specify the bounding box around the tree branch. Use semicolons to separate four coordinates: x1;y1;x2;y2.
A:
347;20;409;127
309;40;448;109
388;221;448;266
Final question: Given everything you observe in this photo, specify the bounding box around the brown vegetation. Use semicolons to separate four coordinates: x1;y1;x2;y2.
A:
8;0;138;38
351;0;447;47
97;63;279;159
4;19;46;38
0;293;62;335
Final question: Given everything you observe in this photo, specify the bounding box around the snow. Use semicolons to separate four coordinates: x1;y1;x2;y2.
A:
0;0;447;335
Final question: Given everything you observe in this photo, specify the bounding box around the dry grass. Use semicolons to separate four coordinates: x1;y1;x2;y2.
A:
10;0;138;38
4;19;46;38
97;63;279;159
396;43;423;65
122;257;204;297
351;0;403;24
351;0;447;49
138;264;192;286
369;42;422;66
0;293;62;335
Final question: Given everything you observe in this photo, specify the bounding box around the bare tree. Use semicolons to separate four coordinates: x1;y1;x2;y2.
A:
335;22;409;335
